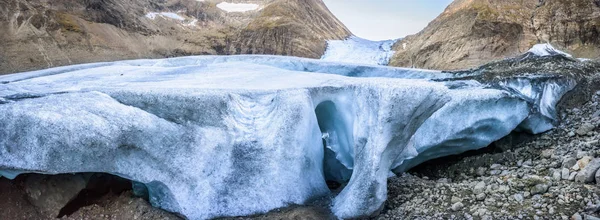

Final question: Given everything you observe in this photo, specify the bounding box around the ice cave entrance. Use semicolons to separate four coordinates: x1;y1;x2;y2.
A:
314;101;353;189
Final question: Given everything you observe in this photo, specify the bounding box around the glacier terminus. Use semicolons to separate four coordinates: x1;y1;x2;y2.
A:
0;52;577;219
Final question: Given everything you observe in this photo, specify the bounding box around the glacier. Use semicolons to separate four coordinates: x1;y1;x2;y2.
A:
0;55;576;219
321;36;398;66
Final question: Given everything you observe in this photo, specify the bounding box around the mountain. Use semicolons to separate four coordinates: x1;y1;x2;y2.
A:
389;0;600;70
0;0;350;74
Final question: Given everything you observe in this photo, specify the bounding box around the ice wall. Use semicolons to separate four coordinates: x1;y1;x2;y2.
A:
392;88;530;173
497;76;576;134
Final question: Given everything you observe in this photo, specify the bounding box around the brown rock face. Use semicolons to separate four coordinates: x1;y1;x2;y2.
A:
0;0;350;74
234;0;350;59
23;174;88;218
390;0;600;70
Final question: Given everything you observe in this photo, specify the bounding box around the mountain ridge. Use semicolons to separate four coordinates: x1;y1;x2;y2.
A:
0;0;351;74
390;0;600;70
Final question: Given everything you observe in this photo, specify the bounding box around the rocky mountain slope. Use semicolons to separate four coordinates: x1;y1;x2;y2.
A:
0;0;350;74
390;0;600;70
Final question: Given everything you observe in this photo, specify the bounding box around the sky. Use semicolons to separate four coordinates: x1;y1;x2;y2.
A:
322;0;454;41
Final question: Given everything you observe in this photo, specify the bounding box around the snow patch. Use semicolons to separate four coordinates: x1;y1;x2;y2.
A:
216;2;260;12
321;36;398;66
145;12;185;21
528;43;572;58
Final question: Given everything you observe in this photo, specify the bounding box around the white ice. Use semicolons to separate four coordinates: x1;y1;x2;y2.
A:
216;2;260;13
393;87;530;172
498;77;576;134
528;43;572;58
0;55;575;219
321;36;398;66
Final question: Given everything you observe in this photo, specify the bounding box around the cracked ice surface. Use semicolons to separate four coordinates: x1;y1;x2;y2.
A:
0;55;575;219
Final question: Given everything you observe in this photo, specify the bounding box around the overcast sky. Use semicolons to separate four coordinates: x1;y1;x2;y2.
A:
322;0;454;41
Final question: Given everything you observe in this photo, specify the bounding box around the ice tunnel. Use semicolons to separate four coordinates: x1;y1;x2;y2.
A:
314;100;354;186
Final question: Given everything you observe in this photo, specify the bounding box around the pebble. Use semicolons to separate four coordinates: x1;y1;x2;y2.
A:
530;184;549;195
542;149;554;158
514;193;524;203
576;123;595;136
451;202;464;211
564;157;578;169
451;196;462;203
473;181;486;194
476;193;487;201
553;170;562;180
562;168;571;180
569;172;578;181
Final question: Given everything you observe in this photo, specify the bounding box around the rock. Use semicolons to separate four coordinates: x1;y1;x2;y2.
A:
569;131;576;137
575;158;600;183
514;193;524;203
562;168;571;180
476;167;487;176
23;174;88;218
451;202;464;211
577;156;593;170
596;169;600;185
573;163;581;171
569;172;578;181
576;123;595;136
563;157;578;169
490;164;502;169
585;215;600;220
473;181;486;195
593;110;600;118
530;184;549;195
577;151;590;159
451;196;462;204
542;149;554;158
437;178;450;183
572;213;583;220
523;159;533;167
552;170;562;180
476;193;487;201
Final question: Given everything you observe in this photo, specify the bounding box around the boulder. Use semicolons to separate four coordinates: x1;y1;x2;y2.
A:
575;158;600;183
576;123;596;136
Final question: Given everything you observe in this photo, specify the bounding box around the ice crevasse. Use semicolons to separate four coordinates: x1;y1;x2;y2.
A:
0;54;576;219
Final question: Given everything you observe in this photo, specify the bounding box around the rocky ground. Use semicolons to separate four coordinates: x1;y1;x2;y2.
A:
378;87;600;220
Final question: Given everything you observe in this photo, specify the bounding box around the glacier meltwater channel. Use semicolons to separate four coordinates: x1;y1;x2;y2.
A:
0;54;575;219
